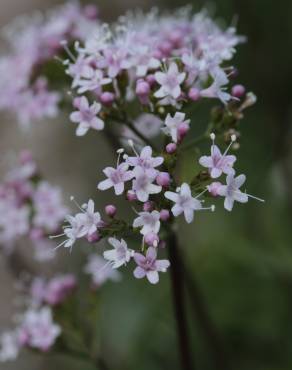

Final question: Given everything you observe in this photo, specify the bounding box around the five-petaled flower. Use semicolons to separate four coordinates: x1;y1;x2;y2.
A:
98;163;134;195
103;238;134;268
154;63;186;100
70;96;104;136
133;247;170;284
165;183;202;223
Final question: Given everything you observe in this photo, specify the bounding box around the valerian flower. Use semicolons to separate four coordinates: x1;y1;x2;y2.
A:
199;134;236;178
127;145;164;175
154;62;186;100
98;163;134;195
133;210;161;236
70;96;104;136
165;183;203;223
162;112;190;143
132;167;162;202
133;247;170;284
18;307;61;352
217;173;248;211
103;238;134;268
200;69;231;104
84;254;121;286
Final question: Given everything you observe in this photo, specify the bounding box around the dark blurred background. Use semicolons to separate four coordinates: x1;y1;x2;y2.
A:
1;1;292;370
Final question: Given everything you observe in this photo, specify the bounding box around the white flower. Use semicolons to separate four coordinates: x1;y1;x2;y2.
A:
19;307;61;352
165;183;202;223
132;167;162;202
103;238;133;268
162;112;190;143
127;145;163;175
154;62;186;100
78;199;101;236
84;254;121;286
70;96;104;136
200;69;231;104
217;173;248;211
133;210;161;236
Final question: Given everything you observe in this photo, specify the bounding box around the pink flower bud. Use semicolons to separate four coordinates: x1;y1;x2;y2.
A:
73;97;82;109
188;88;201;101
146;74;156;87
127;191;137;202
156;172;170;187
159;41;173;56
87;232;101;243
83;4;98;20
166;143;177;154
145;233;160;247
143;201;154;212
29;228;44;241
136;80;150;96
178;122;190;141
232;84;246;98
105;204;117;217
20;150;33;164
100;92;115;106
207;182;222;197
160;209;170;221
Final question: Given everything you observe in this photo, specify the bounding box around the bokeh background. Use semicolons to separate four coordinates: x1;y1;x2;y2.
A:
1;0;292;369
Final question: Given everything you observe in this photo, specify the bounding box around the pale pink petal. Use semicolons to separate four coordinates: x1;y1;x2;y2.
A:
134;266;146;279
147;270;159;284
97;179;113;191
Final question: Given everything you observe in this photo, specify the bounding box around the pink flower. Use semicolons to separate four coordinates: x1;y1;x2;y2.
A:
200;70;231;104
165;183;202;224
84;254;121;287
33;181;68;232
132;167;162;202
18;307;61;352
154;62;186;100
98;163;134;195
133;210;161;236
103;238;134;269
127;146;163;175
199;144;236;178
70;96;104;136
133;247;170;284
217;173;248;211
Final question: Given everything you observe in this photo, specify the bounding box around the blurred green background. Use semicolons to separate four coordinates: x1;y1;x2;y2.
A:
0;0;292;370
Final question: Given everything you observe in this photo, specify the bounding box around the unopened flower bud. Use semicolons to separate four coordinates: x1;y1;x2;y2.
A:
232;84;246;98
105;204;117;217
87;232;101;243
160;209;170;221
143;201;154;212
100;92;115;106
126;191;137;202
188;87;200;101
178;122;190;140
145;233;159;247
166;143;177;154
146;74;156;87
136;80;150;96
73;97;82;109
156;172;170;187
207;182;222;197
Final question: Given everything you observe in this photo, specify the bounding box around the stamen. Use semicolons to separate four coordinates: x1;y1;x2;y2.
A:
70;196;85;212
60;40;76;62
195;188;208;199
128;139;139;156
49;233;65;239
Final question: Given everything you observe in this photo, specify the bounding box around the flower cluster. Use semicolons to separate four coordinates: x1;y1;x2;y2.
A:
0;273;77;362
0;2;99;127
0;151;68;259
65;8;244;136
